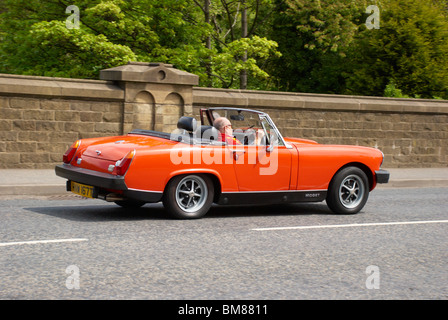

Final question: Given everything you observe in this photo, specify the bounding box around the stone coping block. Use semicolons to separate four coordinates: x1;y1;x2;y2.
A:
0;73;123;101
100;62;199;86
193;87;448;114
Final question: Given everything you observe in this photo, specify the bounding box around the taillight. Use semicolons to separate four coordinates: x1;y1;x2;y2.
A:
63;140;81;164
116;150;135;176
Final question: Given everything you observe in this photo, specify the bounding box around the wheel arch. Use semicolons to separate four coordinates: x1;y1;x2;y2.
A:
163;170;222;203
331;162;375;191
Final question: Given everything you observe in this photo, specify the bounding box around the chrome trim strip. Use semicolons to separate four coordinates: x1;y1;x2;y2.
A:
127;188;163;194
263;114;293;149
221;189;327;194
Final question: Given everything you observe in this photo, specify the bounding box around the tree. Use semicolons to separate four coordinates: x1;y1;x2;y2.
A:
268;0;448;99
0;0;209;79
0;0;281;89
344;0;448;99
3;0;445;97
193;0;281;89
269;0;367;93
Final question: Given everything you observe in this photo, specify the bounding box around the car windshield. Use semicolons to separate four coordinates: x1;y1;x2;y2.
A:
211;109;260;129
207;108;284;146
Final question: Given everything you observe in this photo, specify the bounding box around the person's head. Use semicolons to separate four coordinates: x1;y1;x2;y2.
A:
213;117;232;136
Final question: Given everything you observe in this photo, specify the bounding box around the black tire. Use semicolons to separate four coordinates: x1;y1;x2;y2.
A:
162;174;214;219
326;167;369;214
114;200;146;208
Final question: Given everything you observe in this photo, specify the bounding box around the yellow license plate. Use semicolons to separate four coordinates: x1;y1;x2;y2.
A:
71;181;95;199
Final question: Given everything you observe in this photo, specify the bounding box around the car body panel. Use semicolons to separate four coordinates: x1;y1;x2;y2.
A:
231;145;292;191
292;143;384;191
125;144;239;193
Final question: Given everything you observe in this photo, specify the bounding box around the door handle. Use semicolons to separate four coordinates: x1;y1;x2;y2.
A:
232;150;246;161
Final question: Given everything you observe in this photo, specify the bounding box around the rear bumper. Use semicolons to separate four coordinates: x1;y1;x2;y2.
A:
375;169;390;184
55;164;127;190
55;164;162;202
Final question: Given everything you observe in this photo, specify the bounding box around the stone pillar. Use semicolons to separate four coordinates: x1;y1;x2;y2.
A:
100;62;198;133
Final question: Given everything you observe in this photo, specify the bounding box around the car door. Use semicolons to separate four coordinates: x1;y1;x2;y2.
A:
231;117;292;192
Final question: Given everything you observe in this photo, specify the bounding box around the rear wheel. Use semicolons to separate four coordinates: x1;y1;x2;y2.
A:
163;174;214;219
326;167;369;214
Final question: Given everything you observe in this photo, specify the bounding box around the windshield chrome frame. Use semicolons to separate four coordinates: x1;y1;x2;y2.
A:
207;107;292;149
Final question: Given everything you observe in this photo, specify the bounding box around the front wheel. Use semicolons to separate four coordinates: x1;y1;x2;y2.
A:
163;174;214;219
326;167;369;214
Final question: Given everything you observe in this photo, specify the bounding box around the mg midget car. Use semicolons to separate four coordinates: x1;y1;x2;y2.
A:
55;107;390;219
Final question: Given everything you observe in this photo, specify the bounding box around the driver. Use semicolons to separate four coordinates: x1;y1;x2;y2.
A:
213;117;242;145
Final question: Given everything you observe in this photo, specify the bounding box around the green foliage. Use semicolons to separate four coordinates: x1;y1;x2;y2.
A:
0;0;281;86
269;0;367;93
383;80;409;98
282;0;365;53
195;0;282;88
344;0;448;99
210;36;281;88
18;20;136;78
0;0;209;78
0;0;447;97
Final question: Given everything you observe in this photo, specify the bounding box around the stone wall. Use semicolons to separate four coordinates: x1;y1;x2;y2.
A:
0;95;124;168
0;74;125;169
193;88;448;168
0;63;447;169
0;62;197;169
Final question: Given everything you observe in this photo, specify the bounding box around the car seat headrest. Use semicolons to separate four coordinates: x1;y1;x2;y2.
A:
177;116;197;132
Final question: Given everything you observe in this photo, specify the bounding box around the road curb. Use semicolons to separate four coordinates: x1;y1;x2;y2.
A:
0;184;66;196
377;179;448;189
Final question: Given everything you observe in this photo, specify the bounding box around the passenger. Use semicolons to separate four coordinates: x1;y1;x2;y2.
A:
213;117;242;145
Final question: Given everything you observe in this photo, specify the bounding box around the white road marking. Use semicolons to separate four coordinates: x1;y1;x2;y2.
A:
0;238;88;247
251;220;448;231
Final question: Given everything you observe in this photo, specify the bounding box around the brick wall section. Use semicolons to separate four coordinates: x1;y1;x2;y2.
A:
266;109;447;168
194;105;448;168
0;96;123;168
193;88;448;168
1;68;447;169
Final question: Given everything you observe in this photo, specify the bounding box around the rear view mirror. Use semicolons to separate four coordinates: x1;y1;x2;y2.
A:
230;114;244;121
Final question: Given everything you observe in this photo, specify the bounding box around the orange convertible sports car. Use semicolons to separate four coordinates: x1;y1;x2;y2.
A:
55;107;389;219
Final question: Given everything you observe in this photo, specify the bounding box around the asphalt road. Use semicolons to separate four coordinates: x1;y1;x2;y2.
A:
0;187;447;301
